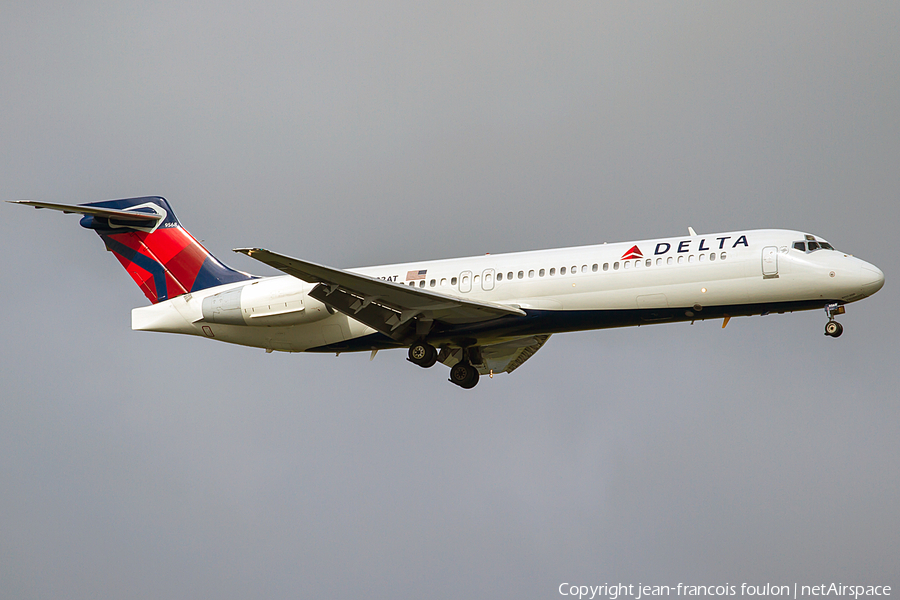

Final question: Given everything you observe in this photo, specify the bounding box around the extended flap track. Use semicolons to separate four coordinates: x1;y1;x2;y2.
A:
308;283;415;342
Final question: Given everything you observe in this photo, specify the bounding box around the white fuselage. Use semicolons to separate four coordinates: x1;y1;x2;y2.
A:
132;229;884;353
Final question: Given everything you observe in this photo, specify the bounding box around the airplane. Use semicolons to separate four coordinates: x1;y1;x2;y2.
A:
11;196;885;389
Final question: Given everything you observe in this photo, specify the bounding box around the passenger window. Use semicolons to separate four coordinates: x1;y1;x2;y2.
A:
409;282;415;287
560;267;566;275
581;265;587;273
419;280;425;288
645;259;651;267
678;256;684;264
430;279;436;287
667;257;673;265
497;272;503;281
550;268;556;276
603;263;609;271
441;278;447;285
462;275;469;285
720;252;727;260
539;269;545;277
571;265;577;274
624;261;630;269
656;258;662;266
451;277;457;285
688;255;695;263
507;272;513;280
528;270;534;278
699;254;706;262
592;264;598;272
518;271;524;279
709;253;715;261
613;262;619;270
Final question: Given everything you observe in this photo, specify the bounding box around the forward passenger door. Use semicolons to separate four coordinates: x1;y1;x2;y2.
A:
762;246;778;278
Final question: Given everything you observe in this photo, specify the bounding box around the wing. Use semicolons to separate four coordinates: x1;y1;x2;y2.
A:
234;247;525;340
8;200;163;224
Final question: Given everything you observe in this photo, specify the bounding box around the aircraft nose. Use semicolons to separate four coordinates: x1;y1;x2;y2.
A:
861;265;885;295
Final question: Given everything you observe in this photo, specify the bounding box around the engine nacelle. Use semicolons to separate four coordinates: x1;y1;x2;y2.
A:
201;277;332;326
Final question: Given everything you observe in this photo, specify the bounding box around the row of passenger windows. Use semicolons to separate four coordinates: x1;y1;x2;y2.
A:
405;252;728;288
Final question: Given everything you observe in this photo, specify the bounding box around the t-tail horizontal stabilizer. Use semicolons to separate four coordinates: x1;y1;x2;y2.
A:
9;200;163;225
12;197;256;304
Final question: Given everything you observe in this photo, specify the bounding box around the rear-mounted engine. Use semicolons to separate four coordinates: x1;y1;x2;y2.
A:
201;279;331;326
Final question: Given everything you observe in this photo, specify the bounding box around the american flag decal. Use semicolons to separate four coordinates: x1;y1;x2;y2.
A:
406;269;427;281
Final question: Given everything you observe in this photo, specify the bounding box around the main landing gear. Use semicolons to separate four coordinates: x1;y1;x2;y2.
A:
447;346;483;389
408;340;438;368
824;303;845;338
407;341;482;389
449;361;480;389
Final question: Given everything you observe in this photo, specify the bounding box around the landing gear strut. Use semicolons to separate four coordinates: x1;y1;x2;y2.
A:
408;341;438;368
824;303;845;338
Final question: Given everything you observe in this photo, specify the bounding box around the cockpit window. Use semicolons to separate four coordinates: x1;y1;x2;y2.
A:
794;239;835;253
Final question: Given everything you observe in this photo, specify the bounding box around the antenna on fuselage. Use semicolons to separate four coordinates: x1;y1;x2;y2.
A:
688;227;697;236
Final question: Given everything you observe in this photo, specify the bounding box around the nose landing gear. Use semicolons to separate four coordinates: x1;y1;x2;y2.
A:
824;303;845;338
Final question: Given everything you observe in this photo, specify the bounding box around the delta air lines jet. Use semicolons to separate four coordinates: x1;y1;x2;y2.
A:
12;196;884;389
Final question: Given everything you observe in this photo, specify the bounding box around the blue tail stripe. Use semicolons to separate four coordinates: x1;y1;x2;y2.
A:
102;236;169;302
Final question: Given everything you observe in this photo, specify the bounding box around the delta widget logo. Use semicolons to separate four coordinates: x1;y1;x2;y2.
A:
621;245;643;260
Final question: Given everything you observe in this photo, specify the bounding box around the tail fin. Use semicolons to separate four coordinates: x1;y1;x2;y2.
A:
77;196;255;303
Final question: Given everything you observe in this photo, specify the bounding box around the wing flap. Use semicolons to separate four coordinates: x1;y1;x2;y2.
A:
306;284;412;341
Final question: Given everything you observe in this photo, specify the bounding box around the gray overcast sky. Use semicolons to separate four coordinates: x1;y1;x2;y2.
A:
2;2;898;599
